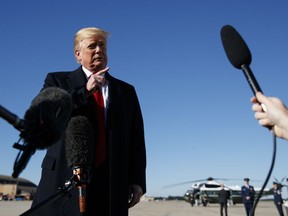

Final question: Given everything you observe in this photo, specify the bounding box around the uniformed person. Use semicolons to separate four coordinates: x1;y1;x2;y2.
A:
273;182;284;216
241;178;255;216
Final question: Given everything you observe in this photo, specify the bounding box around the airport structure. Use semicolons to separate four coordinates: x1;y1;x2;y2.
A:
0;174;37;200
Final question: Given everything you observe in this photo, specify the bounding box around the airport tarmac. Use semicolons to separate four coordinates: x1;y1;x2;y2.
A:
0;200;284;216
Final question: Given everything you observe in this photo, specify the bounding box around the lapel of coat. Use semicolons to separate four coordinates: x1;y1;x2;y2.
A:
66;66;87;89
104;73;121;130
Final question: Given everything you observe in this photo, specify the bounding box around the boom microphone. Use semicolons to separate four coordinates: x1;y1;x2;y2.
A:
65;116;94;215
221;25;275;216
220;25;263;95
12;87;72;178
0;105;25;132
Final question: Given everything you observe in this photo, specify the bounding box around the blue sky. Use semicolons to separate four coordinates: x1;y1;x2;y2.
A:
1;0;288;198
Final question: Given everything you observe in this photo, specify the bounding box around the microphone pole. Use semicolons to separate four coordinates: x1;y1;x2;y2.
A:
241;64;263;95
0;104;25;132
20;176;75;216
12;141;36;178
73;166;90;215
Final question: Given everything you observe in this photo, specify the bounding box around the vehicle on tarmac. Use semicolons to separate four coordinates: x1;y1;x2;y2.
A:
166;177;275;207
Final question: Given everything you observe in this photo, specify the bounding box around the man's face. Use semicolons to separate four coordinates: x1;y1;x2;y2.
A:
75;36;108;73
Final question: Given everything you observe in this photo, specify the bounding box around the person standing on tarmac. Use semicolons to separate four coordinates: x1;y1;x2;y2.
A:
241;178;255;216
218;184;229;216
273;182;284;216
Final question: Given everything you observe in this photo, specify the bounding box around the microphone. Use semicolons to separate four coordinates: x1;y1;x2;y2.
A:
220;25;263;95
12;87;73;178
0;105;26;132
65;116;94;215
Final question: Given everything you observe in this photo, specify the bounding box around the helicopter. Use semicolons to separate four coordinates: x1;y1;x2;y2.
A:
167;177;275;207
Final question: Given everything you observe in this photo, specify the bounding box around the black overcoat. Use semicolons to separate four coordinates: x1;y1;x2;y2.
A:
31;67;146;216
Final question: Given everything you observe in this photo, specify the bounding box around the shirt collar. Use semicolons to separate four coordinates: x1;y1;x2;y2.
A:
82;66;93;78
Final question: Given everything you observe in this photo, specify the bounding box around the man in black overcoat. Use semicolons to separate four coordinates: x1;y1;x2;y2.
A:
218;184;229;216
30;27;146;216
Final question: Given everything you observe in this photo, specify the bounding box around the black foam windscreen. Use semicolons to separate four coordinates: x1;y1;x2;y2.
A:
65;116;94;168
220;25;252;69
22;87;72;149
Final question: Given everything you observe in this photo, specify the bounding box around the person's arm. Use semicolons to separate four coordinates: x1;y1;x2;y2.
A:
251;92;288;140
128;87;146;208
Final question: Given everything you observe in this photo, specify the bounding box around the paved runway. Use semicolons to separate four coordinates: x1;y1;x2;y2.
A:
130;200;284;216
0;200;285;216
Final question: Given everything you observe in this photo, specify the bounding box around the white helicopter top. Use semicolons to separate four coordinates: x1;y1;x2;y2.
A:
190;177;269;193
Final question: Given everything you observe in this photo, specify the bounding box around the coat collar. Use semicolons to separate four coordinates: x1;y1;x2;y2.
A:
66;67;87;89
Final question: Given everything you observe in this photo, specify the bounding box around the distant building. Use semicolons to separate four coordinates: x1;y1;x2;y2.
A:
141;195;155;201
0;174;37;200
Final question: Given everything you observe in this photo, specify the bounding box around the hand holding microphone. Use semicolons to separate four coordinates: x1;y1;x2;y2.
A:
251;92;288;140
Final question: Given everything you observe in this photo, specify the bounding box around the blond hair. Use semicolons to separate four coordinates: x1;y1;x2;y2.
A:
74;27;109;62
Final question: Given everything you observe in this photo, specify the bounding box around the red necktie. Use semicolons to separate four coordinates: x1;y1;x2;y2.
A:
93;90;106;167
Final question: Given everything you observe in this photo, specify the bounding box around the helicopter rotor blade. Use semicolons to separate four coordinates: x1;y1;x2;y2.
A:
163;177;262;189
162;179;209;189
274;176;280;183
